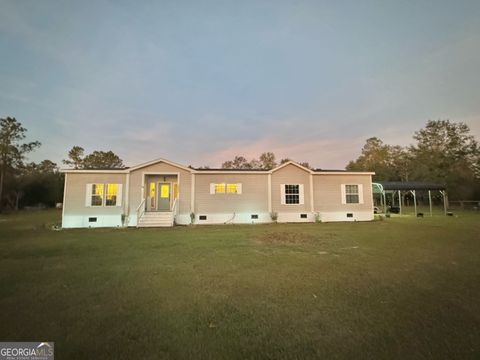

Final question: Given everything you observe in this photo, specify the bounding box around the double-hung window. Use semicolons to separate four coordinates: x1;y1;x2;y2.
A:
91;184;104;206
227;184;237;194
345;185;359;204
105;184;118;206
210;183;242;195
86;183;122;207
214;183;226;194
341;184;363;204
281;184;304;205
285;184;300;204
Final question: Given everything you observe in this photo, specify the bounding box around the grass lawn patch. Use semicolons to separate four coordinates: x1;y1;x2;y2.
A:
0;210;479;359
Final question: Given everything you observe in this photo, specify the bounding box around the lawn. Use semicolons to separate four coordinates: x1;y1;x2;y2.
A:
0;210;479;359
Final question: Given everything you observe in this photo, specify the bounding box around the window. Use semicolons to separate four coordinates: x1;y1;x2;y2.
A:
199;215;207;220
345;185;359;204
86;183;122;207
149;182;155;208
210;183;242;195
91;184;103;206
300;213;307;219
105;184;118;206
285;184;300;204
280;184;304;205
173;183;178;199
215;183;225;194
227;184;237;194
251;214;258;219
160;184;170;198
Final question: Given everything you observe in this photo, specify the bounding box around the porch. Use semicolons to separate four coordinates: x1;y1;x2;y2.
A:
136;174;179;227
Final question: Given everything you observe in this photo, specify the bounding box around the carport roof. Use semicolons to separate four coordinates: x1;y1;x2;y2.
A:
379;181;446;191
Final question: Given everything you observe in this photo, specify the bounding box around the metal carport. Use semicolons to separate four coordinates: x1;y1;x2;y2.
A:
372;181;447;216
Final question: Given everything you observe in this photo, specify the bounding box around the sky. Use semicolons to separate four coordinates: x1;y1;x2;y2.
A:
1;0;479;169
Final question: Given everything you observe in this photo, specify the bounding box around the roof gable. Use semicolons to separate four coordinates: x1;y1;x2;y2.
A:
270;161;313;174
127;158;193;173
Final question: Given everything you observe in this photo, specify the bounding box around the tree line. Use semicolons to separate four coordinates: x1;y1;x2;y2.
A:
219;152;311;170
0;117;125;212
346;120;480;199
1;117;478;211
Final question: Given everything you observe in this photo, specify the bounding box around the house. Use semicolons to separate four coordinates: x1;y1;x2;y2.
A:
60;158;375;228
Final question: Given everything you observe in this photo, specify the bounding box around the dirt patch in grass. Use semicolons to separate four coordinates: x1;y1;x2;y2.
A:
255;231;317;245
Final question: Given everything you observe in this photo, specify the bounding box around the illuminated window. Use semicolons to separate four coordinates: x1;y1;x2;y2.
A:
284;184;300;204
149;183;155;208
211;183;241;195
345;185;359;204
105;184;118;206
215;183;225;194
173;183;178;199
160;184;170;198
91;184;104;206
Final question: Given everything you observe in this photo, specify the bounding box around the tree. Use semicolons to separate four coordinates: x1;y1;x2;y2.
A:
0;117;41;211
409;120;479;199
83;151;124;169
62;146;85;169
222;156;251;169
259;152;276;170
299;162;312;170
63;146;124;169
346;137;411;181
221;153;311;170
347;137;391;179
16;160;64;208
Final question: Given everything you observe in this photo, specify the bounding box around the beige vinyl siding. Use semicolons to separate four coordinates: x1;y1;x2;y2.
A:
271;164;311;212
195;174;268;213
128;161;192;214
64;173;126;215
313;174;373;212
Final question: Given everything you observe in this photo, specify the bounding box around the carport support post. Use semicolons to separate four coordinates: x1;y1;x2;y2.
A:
428;190;433;217
411;190;417;217
440;190;447;215
383;191;387;214
398;190;402;214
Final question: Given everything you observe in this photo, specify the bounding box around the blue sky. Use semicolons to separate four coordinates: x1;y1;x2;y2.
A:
1;0;479;169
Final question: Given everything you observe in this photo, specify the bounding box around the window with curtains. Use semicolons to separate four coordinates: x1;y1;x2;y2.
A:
87;183;121;207
105;184;118;206
91;184;104;206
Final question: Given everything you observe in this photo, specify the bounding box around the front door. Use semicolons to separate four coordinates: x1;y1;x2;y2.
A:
157;183;171;211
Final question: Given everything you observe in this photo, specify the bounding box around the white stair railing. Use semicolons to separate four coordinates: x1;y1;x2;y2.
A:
136;198;146;226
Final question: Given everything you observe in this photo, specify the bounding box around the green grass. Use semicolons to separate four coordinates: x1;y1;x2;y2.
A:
0;210;479;359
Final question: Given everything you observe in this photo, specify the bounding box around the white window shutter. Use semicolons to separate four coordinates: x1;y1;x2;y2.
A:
210;183;215;195
358;184;364;204
236;183;242;194
280;184;286;205
116;184;123;206
299;184;304;205
341;184;346;204
85;184;93;207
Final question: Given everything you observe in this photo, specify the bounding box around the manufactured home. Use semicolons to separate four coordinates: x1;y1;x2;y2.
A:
61;158;375;228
